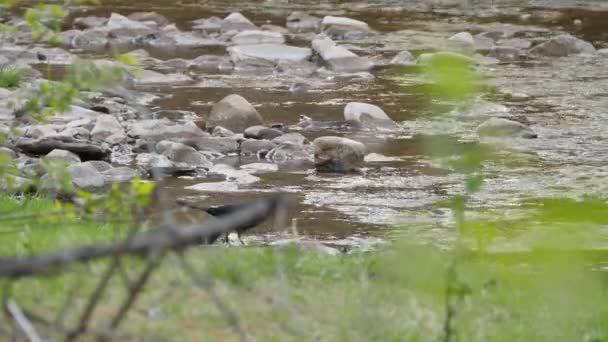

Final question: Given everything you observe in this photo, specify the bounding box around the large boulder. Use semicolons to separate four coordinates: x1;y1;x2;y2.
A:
207;94;264;133
231;30;285;45
313;136;366;173
476;117;537;138
91;114;126;143
344;102;398;130
68;162;105;190
529;34;595;57
15;136;111;161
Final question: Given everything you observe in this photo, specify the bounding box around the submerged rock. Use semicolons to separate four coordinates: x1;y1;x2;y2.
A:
207;94;264;133
529;34;596;57
313;136;366;173
476;117;537;138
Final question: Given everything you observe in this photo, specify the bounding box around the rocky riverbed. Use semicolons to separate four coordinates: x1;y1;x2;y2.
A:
1;0;606;251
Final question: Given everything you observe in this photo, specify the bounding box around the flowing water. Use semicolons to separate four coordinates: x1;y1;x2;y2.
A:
70;0;608;246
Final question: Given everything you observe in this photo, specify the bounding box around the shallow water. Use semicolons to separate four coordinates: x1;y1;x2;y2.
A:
68;0;608;245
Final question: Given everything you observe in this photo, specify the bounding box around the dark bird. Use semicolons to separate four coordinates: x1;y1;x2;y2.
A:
176;200;265;245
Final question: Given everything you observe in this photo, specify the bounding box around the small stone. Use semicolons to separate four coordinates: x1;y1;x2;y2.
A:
313;136;366;173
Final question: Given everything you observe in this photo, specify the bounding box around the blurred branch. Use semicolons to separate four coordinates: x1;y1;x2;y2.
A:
0;193;286;278
5;299;42;342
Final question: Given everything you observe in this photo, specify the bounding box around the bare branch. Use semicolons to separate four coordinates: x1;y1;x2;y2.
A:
5;299;42;342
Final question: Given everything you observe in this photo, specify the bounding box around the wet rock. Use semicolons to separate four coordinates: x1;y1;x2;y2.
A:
390;50;416;66
23;125;58;139
222;12;257;32
57;127;90;141
211;126;236;137
529;34;595;57
231;30;285;45
244;125;283;140
156;140;212;168
183;136;239;154
84;160;113;172
44;149;81;165
344;102;398;130
272;132;308;145
207;94;264;133
228;43;312;64
133;69;192;86
67;29;108;51
498;38;532;50
240;162;278;174
312;36;373;72
153;58;190;72
91;114;125;143
68;162;105;190
107;13;154;31
266;143;313;162
260;24;289;35
277;60;317;76
0;147;17;159
102;166;138;183
128;119;207;142
190;55;234;71
185;181;239;192
15;136;110;161
487;46;521;62
598;48;608;56
448;31;475;49
208;163;259;184
165;30;221;49
313;136;365;173
240;139;277;157
73;16;108;30
128;12;170;27
286;12;321;33
136;152;172;168
321;16;371;37
476;117;537;138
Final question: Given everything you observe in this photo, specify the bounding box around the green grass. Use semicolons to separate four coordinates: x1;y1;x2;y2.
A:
0;66;25;89
0;195;607;341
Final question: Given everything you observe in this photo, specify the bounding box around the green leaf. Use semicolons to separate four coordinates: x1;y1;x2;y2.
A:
465;174;484;193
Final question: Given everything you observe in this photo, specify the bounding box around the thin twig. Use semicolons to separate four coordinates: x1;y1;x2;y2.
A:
178;253;249;342
5;299;42;342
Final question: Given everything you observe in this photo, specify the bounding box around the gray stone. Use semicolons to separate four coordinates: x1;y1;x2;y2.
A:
321;16;370;35
272;132;308;145
222;12;256;32
344;102;398;130
156;140;212;168
277;60;317;76
313;136;366;173
16;137;111;161
128;119;207;142
192;16;223;34
312;36;373;72
212;126;236;137
107;13;153;31
240;162;278;174
68;29;108;51
498;38;532;50
231;30;285;45
240;139;277;157
244;125;283;140
266;143;313;162
127;12;170;27
190;55;234;71
390;50;416;66
91;114;125;142
228;44;312;65
83;160;113;172
73;16;108;30
448;31;475;48
0;147;17;159
56;127;91;141
286;12;321;33
487;46;521;61
476;117;537;138
417;51;476;65
181;136;239;154
133;69;192;86
207;94;264;133
23;125;58;139
68;162;105;190
529;34;596;57
45;149;81;165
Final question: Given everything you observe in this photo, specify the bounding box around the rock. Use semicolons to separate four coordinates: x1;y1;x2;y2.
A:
91;114;125;142
68;162;105;190
190;55;233;71
240;139;277;157
84;160;113;172
260;24;289;35
192;16;223;34
277;60;317;76
15;137;111;161
529;34;596;57
208;164;259;184
102;166;138;183
390;50;416;66
417;51;476;65
156;141;212;168
228;44;312;64
68;29;108;51
185;181;240;192
598;48;608;56
344;102;398;130
136;152;172;168
448;31;475;48
57;127;90;141
181;136;239;154
487;47;521;61
128;119;207;142
312;36;373;72
240;162;278;174
106;13;153;31
476;117;537;138
207;94;264;133
244;125;283;140
313;136;365;173
272;132;308;145
266;143;313;162
222;12;256;32
73;16;108;30
286;12;320;33
23;125;58;139
0;147;17;159
498;38;532;50
133;69;192;86
44;149;81;165
128;12;169;27
212;126;236;137
231;30;285;45
321;16;371;35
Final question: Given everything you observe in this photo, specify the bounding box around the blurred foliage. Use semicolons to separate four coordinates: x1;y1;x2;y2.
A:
0;65;25;88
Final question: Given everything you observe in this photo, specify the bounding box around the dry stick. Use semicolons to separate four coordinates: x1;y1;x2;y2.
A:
178;254;249;342
0;194;284;278
109;251;165;330
5;299;42;342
